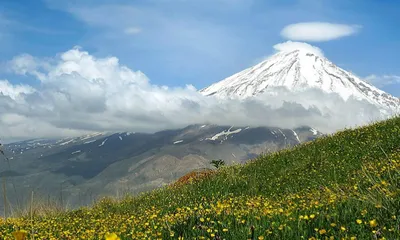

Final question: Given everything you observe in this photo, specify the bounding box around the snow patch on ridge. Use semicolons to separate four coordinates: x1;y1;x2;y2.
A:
278;129;287;139
59;139;74;146
206;127;242;142
80;132;103;141
291;130;301;143
310;128;318;135
173;140;184;144
84;140;96;144
99;138;108;147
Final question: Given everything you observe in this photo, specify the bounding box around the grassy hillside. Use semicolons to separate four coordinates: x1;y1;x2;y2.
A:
1;117;400;239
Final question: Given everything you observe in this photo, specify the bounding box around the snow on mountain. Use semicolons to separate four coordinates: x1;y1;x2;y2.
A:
205;126;242;143
200;48;399;111
84;140;97;144
54;132;107;147
173;140;184;144
310;128;319;135
71;150;81;155
291;130;301;143
98;138;108;147
59;139;75;146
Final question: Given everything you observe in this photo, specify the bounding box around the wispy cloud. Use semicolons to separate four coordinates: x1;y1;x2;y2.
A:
0;11;73;36
281;22;362;42
124;27;142;35
6;54;53;81
60;3;251;83
365;74;400;87
0;13;12;41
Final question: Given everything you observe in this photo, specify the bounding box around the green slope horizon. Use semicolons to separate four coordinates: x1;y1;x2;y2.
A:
1;116;400;240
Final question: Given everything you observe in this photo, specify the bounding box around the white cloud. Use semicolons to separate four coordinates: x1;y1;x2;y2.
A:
8;54;51;81
281;22;361;42
273;41;324;57
0;80;35;101
124;27;142;35
253;41;324;64
365;74;400;87
0;47;394;142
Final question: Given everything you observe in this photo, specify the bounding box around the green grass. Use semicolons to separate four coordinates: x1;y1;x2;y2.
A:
1;117;400;239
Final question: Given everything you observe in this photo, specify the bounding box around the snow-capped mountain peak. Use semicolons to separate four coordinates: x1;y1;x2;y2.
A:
200;48;399;110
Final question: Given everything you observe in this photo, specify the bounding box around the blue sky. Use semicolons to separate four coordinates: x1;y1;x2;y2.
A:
0;0;399;95
0;0;400;142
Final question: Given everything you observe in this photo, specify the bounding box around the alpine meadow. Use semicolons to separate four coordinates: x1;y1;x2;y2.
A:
1;116;399;239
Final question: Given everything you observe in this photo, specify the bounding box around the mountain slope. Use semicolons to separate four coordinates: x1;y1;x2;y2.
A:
200;49;399;111
0;124;322;210
1;116;399;239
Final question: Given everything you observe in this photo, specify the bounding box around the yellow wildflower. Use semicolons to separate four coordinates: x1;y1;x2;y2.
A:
105;233;120;240
369;219;378;228
12;230;28;240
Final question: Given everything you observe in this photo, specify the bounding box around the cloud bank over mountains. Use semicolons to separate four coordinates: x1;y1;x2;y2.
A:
0;43;392;142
